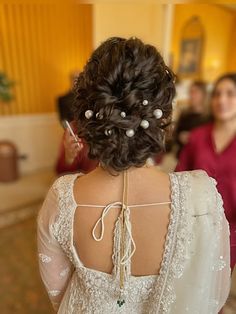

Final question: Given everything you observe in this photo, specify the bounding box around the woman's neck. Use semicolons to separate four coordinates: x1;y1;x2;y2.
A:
212;117;236;153
214;117;236;135
97;158;155;175
94;162;158;179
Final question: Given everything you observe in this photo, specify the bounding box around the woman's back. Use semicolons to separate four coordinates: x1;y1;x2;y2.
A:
38;37;230;313
38;169;230;313
73;166;171;276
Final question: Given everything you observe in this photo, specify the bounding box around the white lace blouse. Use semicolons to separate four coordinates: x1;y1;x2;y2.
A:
37;170;231;313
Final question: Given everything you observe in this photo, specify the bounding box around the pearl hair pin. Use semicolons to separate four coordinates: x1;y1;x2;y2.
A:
96;112;103;120
153;108;163;119
146;157;155;167
126;129;135;137
84;100;164;139
85;110;93;119
105;129;112;136
140;119;149;129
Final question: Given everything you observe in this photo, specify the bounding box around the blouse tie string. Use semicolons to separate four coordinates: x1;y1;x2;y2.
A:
92;201;136;264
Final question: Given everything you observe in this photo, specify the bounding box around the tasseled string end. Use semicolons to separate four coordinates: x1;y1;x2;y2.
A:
117;170;128;307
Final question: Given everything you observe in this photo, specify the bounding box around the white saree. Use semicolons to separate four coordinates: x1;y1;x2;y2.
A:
37;170;230;313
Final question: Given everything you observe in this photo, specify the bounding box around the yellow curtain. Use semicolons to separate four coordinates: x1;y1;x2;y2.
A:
0;0;93;115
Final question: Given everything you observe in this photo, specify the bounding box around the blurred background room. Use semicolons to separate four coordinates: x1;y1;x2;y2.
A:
0;0;236;313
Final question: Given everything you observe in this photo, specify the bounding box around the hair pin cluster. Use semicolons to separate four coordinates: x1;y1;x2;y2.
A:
84;99;163;138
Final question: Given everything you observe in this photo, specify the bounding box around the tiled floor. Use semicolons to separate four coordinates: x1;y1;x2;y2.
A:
0;216;53;313
0;169;55;313
0;169;55;228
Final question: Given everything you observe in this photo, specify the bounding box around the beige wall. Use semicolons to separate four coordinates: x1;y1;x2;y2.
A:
0;1;92;115
92;3;166;53
0;113;62;174
0;2;173;175
171;4;235;82
227;15;236;72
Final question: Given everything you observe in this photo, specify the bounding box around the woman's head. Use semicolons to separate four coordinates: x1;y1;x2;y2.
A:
211;73;236;122
189;81;207;113
73;37;175;172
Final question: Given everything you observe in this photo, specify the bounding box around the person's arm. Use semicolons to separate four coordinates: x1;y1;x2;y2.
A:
56;129;98;174
55;128;83;174
37;185;73;311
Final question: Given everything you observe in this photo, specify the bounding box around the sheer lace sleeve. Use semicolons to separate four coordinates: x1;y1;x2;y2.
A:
209;177;231;310
169;172;231;313
37;183;73;311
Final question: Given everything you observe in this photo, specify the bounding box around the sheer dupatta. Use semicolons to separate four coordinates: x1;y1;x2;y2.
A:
167;172;231;314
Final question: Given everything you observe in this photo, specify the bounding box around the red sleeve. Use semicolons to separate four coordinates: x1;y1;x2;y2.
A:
55;137;82;174
55;129;98;175
175;133;195;172
154;153;164;165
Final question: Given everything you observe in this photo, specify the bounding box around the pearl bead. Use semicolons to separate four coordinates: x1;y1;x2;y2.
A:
146;157;154;167
85;110;93;119
96;112;103;119
120;111;126;118
104;129;112;136
140;119;149;129
153;108;163;119
142;99;148;106
126;129;135;137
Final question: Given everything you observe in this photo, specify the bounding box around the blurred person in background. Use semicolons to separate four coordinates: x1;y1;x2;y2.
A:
56;71;99;174
176;73;236;269
174;80;209;156
57;71;80;124
38;37;230;313
55;120;98;174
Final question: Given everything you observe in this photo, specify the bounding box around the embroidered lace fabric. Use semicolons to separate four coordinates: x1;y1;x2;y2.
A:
37;171;231;313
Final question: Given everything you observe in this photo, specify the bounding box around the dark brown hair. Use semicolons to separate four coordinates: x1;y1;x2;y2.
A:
191;80;207;94
212;73;236;97
73;37;176;172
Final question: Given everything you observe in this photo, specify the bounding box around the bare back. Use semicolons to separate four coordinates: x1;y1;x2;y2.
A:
73;166;171;276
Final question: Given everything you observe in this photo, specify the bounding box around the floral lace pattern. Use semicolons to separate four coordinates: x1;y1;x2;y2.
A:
38;170;231;314
51;174;83;265
49;172;191;313
151;172;192;313
39;253;52;263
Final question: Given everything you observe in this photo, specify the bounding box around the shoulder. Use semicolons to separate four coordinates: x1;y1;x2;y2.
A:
171;170;210;196
47;174;83;236
173;170;220;214
187;171;224;218
177;169;215;196
187;169;211;186
42;173;83;211
52;173;80;193
172;169;209;184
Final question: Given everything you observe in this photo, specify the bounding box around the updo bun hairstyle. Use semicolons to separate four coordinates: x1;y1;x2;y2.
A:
73;37;176;172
